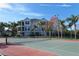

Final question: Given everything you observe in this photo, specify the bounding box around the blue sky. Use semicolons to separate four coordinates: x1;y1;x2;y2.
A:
0;3;79;23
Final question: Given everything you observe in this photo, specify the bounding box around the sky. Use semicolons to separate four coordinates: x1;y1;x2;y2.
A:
0;3;79;24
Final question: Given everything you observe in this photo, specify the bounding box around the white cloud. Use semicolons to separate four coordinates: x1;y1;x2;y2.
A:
0;3;12;9
20;12;43;17
10;4;43;17
39;4;51;7
0;3;29;13
39;4;72;7
71;24;79;30
11;4;30;12
56;4;72;7
71;25;75;30
0;3;44;17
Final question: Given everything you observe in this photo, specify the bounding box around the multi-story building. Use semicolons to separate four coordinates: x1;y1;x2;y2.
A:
17;18;47;36
17;18;31;36
17;16;59;37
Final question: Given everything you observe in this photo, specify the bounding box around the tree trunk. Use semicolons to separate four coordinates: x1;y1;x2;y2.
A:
74;24;76;39
57;20;60;39
45;31;47;37
60;26;63;39
70;31;72;39
5;37;8;45
49;31;51;40
57;30;60;39
61;29;63;39
70;28;72;39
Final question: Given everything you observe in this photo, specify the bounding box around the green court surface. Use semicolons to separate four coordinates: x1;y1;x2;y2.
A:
0;37;79;56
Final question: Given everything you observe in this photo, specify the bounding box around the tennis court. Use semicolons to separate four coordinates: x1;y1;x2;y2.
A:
0;37;79;56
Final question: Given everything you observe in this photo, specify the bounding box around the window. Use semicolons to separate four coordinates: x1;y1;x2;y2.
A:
25;28;27;31
21;32;24;36
22;27;24;31
42;28;44;31
25;27;30;31
28;28;30;30
22;22;24;26
25;21;29;24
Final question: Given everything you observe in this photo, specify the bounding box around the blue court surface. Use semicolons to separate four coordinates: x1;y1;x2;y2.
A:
0;37;79;56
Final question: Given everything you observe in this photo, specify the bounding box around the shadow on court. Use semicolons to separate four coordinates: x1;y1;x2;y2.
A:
0;43;8;49
0;43;22;49
0;38;50;49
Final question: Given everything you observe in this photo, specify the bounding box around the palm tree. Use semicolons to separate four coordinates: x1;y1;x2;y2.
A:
0;22;10;44
59;20;66;39
30;24;41;36
66;15;79;39
0;22;9;33
47;25;52;38
0;22;5;36
30;25;36;36
38;19;53;38
9;22;18;36
68;22;73;38
38;20;46;36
